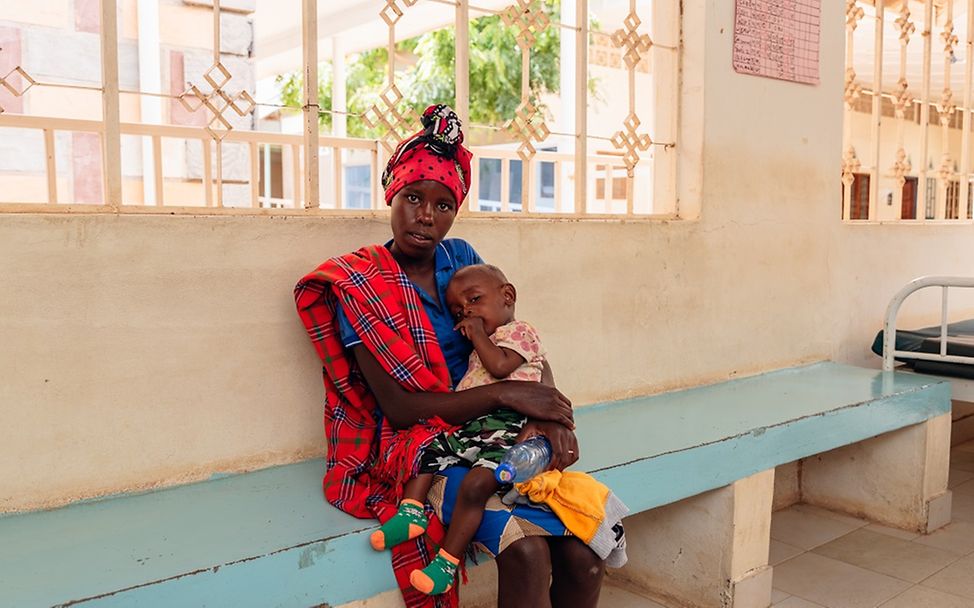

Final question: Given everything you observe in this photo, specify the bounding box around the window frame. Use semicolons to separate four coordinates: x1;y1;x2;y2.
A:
0;0;684;219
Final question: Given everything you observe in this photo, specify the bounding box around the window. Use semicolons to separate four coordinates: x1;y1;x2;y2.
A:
947;180;960;220
344;165;373;210
842;173;870;220
258;145;284;207
0;0;681;217
477;158;503;210
476;158;555;213
901;176;917;220
536;161;555;212
595;164;629;202
843;0;974;222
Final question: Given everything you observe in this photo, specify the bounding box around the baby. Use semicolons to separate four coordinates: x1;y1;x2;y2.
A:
369;263;547;596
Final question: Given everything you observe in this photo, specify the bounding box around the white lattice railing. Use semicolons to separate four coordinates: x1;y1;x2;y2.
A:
0;112;638;216
0;0;679;218
0;113;378;211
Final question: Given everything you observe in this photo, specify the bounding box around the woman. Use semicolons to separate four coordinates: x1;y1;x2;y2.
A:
295;105;604;608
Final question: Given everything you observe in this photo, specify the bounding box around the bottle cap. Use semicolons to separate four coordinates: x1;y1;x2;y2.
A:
495;464;515;483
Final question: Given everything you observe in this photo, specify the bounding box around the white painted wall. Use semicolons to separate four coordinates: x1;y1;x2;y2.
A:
3;1;970;512
829;224;974;368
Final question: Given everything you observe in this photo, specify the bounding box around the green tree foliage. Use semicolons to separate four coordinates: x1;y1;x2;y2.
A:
277;0;562;138
275;47;391;138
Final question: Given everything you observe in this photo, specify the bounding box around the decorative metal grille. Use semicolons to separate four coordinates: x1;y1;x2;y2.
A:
178;63;256;142
602;0;657;218
0;0;681;217
0;66;35;114
363;85;419;155
844;0;974;221
502;0;551;169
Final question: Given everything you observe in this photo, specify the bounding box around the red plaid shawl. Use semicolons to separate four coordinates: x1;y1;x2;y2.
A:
294;244;460;608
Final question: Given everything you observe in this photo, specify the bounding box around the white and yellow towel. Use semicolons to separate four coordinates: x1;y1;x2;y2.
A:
503;470;629;567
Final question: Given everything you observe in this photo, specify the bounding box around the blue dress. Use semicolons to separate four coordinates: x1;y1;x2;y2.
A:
335;238;571;557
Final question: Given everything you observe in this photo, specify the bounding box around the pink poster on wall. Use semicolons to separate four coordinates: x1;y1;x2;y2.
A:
733;0;821;85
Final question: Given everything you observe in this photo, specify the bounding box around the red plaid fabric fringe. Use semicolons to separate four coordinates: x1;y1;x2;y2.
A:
295;244;460;608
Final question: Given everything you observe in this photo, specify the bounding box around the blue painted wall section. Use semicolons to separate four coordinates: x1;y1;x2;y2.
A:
0;362;951;607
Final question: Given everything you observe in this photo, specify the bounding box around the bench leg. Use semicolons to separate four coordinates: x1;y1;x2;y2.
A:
611;469;774;608
801;413;952;534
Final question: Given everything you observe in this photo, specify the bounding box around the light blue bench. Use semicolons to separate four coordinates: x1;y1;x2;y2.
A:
0;362;951;608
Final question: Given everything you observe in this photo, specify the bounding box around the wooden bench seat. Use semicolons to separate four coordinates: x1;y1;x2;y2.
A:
0;362;952;608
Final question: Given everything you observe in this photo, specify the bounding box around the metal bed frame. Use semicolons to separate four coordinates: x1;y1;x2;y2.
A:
883;276;974;372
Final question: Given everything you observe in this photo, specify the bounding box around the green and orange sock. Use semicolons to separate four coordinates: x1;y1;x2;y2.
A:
369;499;428;551
410;548;460;595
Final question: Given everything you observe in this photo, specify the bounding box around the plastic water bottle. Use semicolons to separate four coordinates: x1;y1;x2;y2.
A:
495;436;552;483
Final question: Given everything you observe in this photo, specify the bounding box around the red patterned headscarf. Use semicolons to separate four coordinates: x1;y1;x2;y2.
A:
382;104;473;207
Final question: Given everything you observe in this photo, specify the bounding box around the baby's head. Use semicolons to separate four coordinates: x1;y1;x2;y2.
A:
446;264;516;335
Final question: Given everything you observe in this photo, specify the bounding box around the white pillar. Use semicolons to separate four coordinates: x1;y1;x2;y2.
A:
332;36;347;138
455;0;470;126
559;0;576;153
100;0;123;209
558;0;578;212
302;0;319;208
331;36;346;208
574;0;588;214
137;0;162;205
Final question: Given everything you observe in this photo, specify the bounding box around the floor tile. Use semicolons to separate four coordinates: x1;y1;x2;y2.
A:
771;505;868;550
794;504;871;528
951;451;974;473
879;586;974;608
951;469;974;489
812;528;961;583
772;588;792;604
955;479;974;496
770;539;804;565
864;523;920;541
775;598;826;608
599;582;667;608
951;488;974;522
954;440;974;454
773;553;911;608
922;554;974;599
914;520;974;555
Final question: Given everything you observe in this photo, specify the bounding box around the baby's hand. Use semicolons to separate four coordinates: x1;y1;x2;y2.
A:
454;316;487;339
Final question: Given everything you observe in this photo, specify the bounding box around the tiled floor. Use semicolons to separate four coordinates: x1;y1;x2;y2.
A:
600;440;974;608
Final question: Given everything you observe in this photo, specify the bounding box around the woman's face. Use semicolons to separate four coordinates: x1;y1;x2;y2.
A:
389;180;458;261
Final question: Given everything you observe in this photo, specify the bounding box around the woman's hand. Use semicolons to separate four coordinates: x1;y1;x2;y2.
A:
496;381;574;429
516;419;580;471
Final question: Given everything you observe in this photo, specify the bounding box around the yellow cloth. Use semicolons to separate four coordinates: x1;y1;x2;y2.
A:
514;470;610;543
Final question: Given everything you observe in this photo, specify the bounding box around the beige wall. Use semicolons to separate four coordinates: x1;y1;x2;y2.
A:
830;224;974;368
2;1;963;512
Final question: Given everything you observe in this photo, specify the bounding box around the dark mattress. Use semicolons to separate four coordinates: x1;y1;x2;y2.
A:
872;318;974;379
